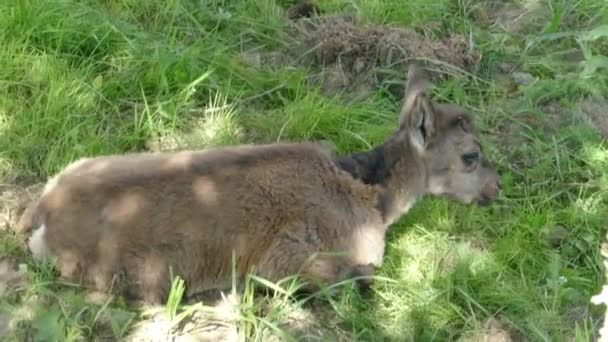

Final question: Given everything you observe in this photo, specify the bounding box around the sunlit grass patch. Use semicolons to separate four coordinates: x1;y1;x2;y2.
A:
145;92;245;151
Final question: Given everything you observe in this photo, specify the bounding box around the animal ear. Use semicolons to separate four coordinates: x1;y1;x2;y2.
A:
398;64;436;152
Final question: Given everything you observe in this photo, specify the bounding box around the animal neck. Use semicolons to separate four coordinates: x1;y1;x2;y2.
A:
335;144;387;186
336;132;428;224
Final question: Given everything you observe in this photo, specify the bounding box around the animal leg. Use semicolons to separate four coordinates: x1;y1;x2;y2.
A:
346;263;376;294
125;253;171;304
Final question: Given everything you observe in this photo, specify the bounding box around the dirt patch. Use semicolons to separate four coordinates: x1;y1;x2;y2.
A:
242;3;480;99
485;99;583;175
497;100;573;145
564;305;591;332
579;99;608;139
470;0;548;35
0;259;22;296
286;1;321;21
0;183;43;232
127;306;239;341
491;98;608;159
0;312;9;339
277;299;352;341
127;294;351;341
459;317;515;342
89;292;243;341
292;14;479;97
0;258;26;338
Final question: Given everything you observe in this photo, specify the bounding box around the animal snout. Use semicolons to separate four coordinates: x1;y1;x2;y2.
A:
477;175;501;206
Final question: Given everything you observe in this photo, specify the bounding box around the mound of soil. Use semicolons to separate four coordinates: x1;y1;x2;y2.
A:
292;14;479;98
300;17;478;97
243;3;480;100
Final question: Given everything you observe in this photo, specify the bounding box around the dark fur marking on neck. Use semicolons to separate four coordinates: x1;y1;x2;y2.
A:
335;145;389;186
335;143;399;222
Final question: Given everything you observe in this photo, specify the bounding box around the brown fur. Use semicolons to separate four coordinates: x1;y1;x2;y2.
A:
18;65;501;304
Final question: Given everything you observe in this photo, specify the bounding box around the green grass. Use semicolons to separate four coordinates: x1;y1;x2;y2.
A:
1;0;608;340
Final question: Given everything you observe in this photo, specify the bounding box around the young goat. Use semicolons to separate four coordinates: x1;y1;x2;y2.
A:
17;65;501;304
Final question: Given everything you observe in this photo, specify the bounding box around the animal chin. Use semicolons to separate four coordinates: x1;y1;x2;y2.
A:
476;195;494;206
442;192;473;205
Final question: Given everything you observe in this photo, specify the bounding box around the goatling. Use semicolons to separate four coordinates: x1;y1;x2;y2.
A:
17;65;501;304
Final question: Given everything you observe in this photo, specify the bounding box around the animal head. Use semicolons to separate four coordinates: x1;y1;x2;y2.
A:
398;64;501;206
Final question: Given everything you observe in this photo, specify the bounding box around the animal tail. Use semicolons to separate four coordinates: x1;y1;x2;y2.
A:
17;199;52;260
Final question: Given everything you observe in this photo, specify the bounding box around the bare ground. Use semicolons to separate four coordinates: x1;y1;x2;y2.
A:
0;258;25;338
470;0;549;35
579;98;608;139
0;183;43;233
459;317;515;342
127;294;354;341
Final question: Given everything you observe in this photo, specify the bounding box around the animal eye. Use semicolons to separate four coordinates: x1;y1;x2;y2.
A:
458;116;472;132
461;152;479;166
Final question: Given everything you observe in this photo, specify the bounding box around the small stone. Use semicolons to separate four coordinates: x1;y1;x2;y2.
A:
498;63;515;73
240;51;261;68
494;73;517;94
511;71;536;86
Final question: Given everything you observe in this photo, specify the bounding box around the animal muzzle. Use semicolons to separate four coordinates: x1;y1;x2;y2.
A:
477;175;502;206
